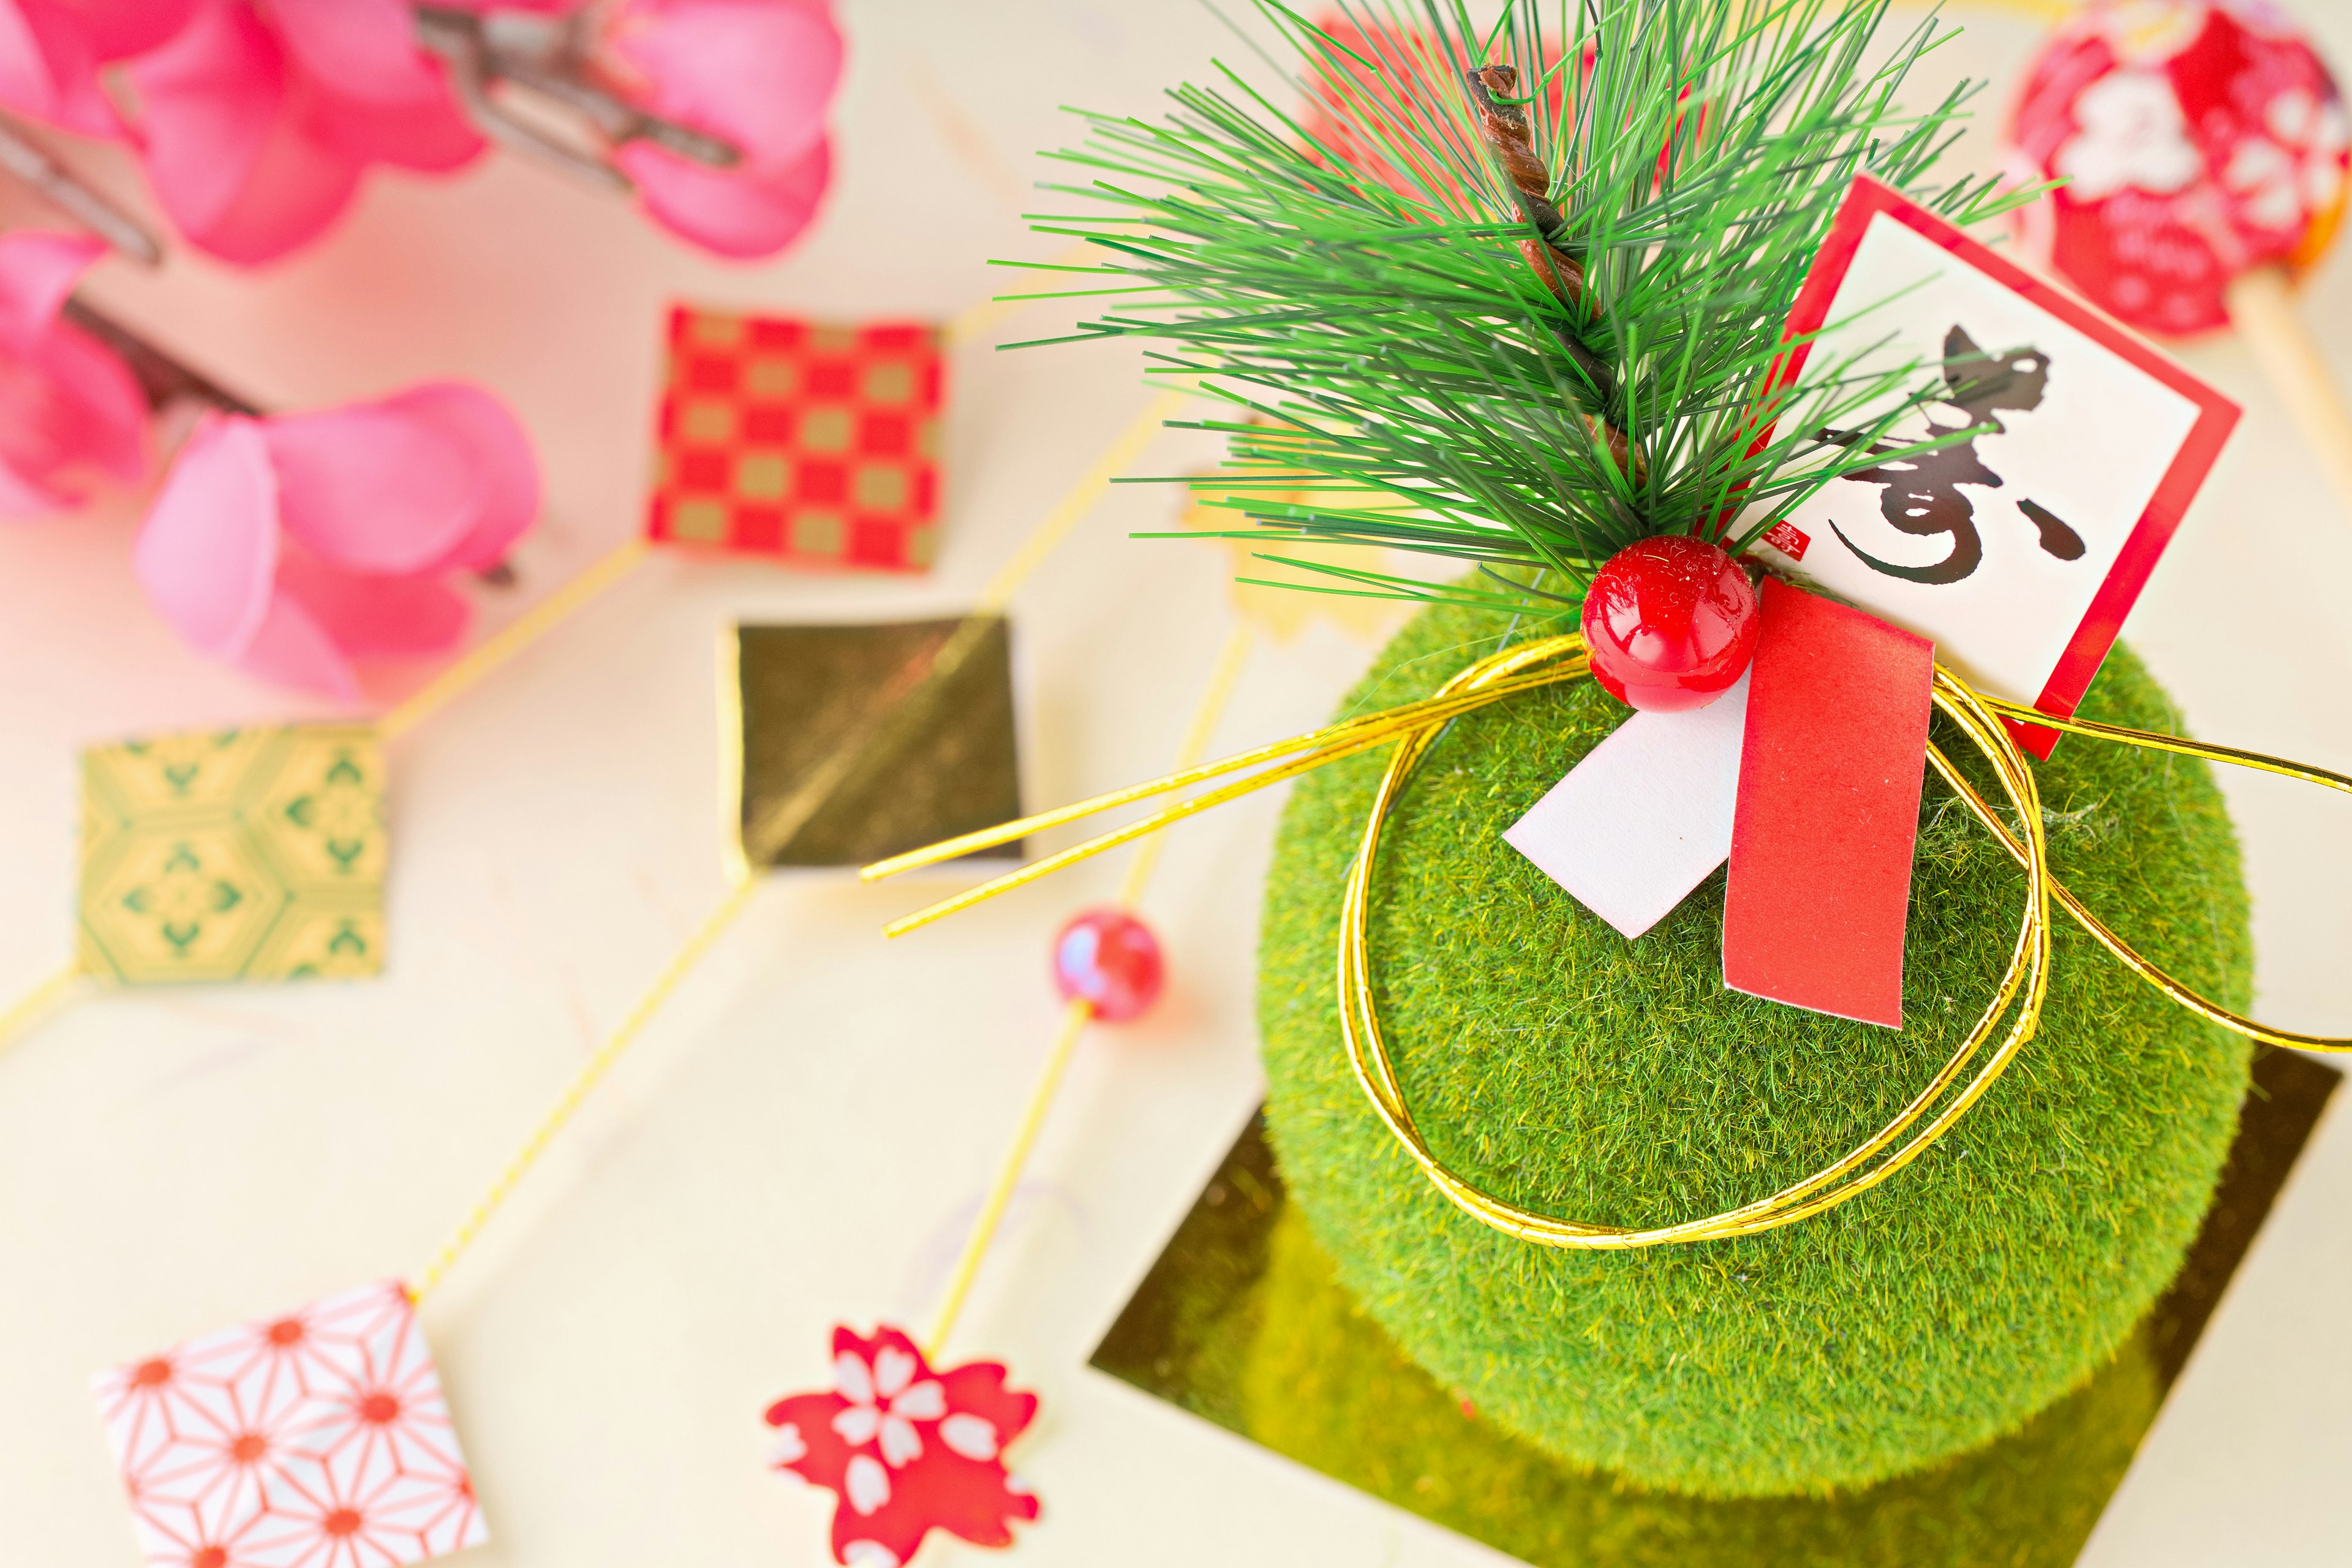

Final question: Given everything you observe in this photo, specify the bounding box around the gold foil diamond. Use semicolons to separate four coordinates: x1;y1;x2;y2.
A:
725;617;1022;870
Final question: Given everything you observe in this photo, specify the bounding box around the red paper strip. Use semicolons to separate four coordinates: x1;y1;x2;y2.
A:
1724;580;1934;1028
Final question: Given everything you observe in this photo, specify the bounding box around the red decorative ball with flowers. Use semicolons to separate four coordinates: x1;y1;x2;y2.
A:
2005;0;2351;336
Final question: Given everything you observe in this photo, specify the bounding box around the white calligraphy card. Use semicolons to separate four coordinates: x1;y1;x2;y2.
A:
1752;177;2239;755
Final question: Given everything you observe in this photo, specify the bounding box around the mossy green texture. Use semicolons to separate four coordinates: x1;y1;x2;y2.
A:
1257;601;2252;1496
1243;1204;2160;1568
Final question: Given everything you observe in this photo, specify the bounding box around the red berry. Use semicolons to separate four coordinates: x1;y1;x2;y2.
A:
1052;908;1165;1023
1579;536;1759;712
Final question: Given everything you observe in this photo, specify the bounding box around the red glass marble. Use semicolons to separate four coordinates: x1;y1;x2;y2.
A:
1579;535;1760;712
1052;908;1165;1023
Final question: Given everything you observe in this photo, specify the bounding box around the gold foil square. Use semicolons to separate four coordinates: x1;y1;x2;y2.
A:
1093;1051;2340;1566
725;617;1022;870
78;724;389;984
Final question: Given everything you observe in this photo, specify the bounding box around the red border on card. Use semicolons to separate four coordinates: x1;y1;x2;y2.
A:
1768;177;2239;757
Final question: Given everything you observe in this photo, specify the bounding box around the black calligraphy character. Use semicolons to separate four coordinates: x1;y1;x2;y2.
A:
1820;325;2087;586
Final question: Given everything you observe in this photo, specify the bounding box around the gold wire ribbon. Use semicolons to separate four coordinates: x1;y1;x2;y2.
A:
865;633;2352;1248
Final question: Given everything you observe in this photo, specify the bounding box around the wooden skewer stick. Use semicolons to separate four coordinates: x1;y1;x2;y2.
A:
2225;265;2352;524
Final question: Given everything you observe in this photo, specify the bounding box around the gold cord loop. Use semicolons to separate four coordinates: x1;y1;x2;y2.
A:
1333;636;2052;1248
864;635;2351;1247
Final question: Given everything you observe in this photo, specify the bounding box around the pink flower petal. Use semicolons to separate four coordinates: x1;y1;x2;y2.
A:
77;0;200;59
268;0;482;172
134;412;276;655
617;132;831;259
259;381;535;573
127;1;363;265
372;382;539;568
0;233;151;493
0;229;102;355
11;322;153;484
436;0;588;13
233;578;360;695
0;0;121;134
0;230;149;493
260;404;477;573
606;0;842;165
274;545;470;658
0;431;68;515
304;74;483;171
268;0;442;104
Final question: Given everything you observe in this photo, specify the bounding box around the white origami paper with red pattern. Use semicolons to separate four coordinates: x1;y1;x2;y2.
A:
92;1280;486;1568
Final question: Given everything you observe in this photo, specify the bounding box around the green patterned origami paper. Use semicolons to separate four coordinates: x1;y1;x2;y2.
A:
78;725;388;984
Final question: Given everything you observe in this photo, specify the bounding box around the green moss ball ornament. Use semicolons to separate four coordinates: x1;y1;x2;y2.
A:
1240;1205;2161;1567
1257;600;2251;1497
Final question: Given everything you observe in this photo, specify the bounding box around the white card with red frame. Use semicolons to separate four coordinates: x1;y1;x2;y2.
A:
1751;176;2239;754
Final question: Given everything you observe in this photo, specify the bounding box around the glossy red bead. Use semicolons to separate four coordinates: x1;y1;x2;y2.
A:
1052;908;1166;1023
1579;535;1760;712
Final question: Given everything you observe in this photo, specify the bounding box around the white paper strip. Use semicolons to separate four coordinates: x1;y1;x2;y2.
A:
1502;673;1749;939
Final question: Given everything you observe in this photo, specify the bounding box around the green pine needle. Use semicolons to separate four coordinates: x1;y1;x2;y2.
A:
1027;0;2039;614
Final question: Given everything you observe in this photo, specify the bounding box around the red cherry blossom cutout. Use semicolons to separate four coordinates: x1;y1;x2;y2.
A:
765;1325;1039;1567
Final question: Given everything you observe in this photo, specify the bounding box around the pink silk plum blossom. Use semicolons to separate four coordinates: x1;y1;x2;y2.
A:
123;0;488;265
605;0;842;258
0;229;149;516
134;382;538;696
6;1;835;264
0;0;195;134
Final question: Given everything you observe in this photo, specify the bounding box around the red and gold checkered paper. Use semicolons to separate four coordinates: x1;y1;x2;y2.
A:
647;309;943;571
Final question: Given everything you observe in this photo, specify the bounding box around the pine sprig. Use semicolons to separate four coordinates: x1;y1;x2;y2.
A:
1012;0;2036;614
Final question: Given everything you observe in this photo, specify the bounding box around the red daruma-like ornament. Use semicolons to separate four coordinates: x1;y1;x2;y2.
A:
1579;536;1760;712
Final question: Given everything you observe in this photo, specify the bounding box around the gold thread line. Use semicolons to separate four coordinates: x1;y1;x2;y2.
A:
415;386;1185;1301
1118;623;1254;908
866;633;2352;1246
739;617;1002;867
976;388;1189;614
879;722;1391;938
736;385;1186;869
412;874;761;1300
717;626;751;885
861;666;1574;885
1973;694;2352;796
1937;729;2352;1054
0;961;81;1058
925;624;1256;1359
1339;649;2049;1248
380;538;655;744
925;997;1093;1360
0;541;657;1059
